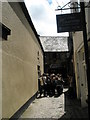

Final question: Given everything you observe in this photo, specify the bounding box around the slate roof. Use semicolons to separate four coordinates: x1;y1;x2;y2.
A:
39;36;69;52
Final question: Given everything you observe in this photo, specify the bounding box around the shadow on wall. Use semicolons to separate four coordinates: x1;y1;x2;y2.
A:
58;90;89;120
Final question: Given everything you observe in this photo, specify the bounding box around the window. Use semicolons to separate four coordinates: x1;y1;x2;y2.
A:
0;22;11;40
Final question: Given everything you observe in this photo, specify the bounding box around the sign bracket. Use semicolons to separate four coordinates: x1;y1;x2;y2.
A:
55;1;90;11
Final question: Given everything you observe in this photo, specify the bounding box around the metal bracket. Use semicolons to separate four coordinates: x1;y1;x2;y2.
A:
55;1;90;11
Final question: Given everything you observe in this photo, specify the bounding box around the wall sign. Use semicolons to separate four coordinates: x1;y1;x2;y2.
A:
56;12;83;33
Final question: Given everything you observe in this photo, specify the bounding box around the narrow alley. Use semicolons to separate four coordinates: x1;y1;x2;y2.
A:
20;88;88;119
0;1;90;120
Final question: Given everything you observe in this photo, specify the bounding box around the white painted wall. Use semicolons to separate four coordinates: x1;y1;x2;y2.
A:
0;1;2;119
2;2;43;118
73;32;88;107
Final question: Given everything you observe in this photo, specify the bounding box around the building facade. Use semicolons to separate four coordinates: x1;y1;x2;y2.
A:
1;2;44;118
72;2;90;107
40;36;73;77
44;52;68;75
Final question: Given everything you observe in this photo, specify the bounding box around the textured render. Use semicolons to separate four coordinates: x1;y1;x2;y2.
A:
72;2;90;104
0;2;2;119
73;32;87;107
73;31;84;51
0;40;2;119
73;32;88;107
2;2;43;118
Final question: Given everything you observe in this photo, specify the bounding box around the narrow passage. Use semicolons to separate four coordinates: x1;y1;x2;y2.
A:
20;88;88;119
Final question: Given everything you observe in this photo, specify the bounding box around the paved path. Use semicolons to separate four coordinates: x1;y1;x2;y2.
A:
20;88;89;119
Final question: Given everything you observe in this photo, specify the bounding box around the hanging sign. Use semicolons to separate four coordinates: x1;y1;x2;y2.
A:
56;12;83;33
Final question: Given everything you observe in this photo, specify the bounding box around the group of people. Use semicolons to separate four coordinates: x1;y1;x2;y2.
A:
38;73;65;98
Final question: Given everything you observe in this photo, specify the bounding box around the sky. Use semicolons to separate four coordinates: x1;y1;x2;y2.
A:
24;0;70;36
